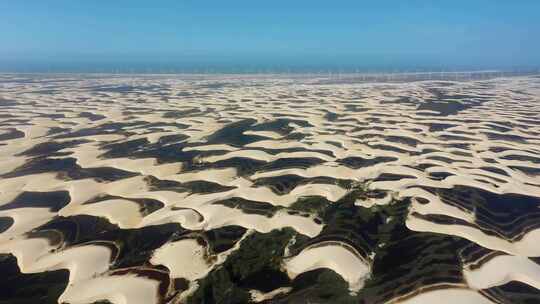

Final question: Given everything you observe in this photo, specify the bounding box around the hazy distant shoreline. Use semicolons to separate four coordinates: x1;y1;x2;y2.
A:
1;70;539;85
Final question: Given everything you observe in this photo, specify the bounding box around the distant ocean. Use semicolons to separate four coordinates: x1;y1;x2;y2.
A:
0;60;538;75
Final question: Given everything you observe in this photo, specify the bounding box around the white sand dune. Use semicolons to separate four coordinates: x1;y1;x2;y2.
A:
464;254;540;290
59;275;160;304
60;198;144;228
393;288;493;304
284;243;370;291
0;207;57;241
151;239;211;280
407;213;540;257
0;74;539;303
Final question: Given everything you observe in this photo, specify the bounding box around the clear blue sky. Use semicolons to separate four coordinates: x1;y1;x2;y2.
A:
1;1;539;72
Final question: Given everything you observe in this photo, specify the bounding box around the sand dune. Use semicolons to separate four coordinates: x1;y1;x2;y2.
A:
0;73;539;303
284;242;370;292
